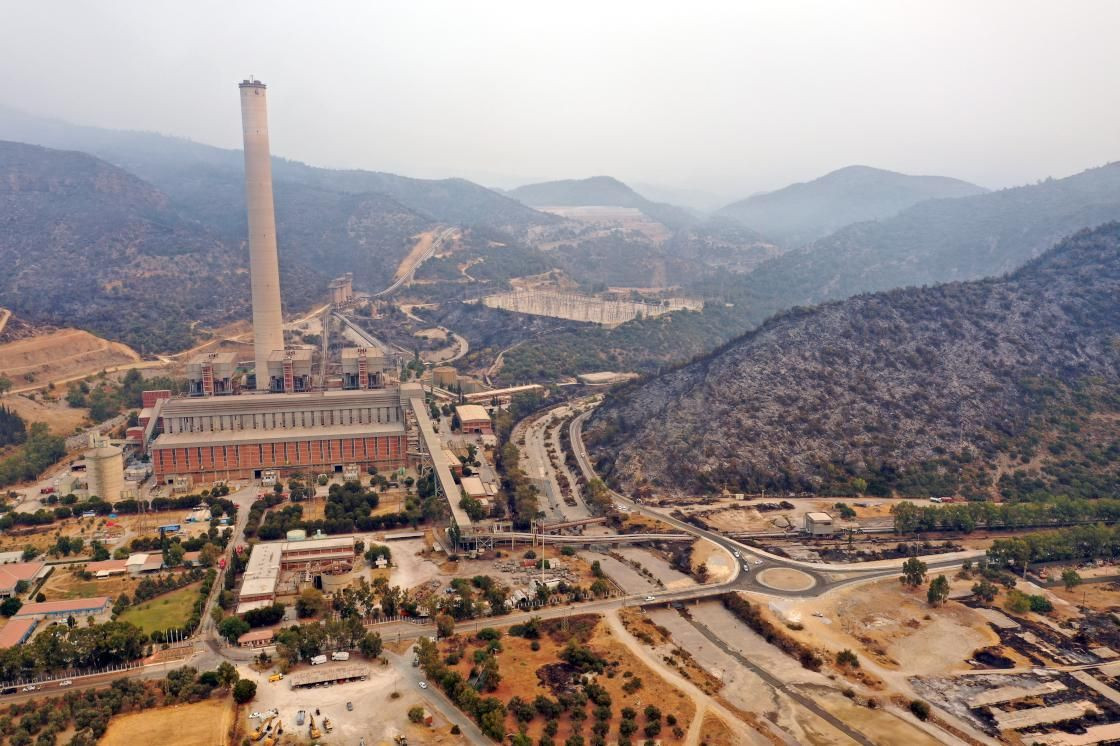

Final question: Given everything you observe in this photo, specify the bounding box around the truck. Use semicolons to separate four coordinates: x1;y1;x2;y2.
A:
295;710;306;726
310;654;327;665
331;651;350;661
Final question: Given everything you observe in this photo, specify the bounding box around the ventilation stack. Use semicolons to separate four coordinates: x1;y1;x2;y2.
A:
238;78;285;390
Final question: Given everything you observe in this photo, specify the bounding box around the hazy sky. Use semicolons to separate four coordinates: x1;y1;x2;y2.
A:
3;1;1119;203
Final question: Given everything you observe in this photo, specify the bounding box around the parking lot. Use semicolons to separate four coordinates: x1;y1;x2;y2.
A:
237;660;450;744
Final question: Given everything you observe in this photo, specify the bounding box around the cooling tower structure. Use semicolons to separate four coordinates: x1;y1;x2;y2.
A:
239;78;285;390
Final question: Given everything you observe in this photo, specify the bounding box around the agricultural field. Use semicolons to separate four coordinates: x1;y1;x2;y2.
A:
99;698;234;746
118;582;201;635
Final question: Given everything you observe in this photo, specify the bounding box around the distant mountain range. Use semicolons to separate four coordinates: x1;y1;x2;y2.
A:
506;175;696;230
0;106;553;235
739;161;1120;319
588;222;1120;500
718;165;987;246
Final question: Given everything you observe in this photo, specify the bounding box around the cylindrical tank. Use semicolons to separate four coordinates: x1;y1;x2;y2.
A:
85;446;124;502
286;529;307;542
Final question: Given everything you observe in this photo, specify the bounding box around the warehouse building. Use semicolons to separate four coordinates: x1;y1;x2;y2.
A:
0;562;50;598
0;618;37;649
455;404;492;435
14;596;111;621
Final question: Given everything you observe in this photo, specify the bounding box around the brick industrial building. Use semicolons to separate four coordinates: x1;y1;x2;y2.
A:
150;389;409;484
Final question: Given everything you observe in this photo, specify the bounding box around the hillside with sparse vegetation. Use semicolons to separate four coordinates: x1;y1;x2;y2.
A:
588;223;1120;499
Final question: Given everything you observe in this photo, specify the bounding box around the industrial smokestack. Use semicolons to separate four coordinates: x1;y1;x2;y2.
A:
238;78;285;390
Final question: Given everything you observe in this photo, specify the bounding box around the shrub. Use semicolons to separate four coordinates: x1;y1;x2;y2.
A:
909;700;930;720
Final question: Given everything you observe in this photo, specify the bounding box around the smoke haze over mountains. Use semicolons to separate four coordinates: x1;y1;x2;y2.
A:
3;1;1120;201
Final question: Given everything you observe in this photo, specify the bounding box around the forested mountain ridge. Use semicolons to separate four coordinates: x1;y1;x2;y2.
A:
718;165;986;246
586;223;1120;500
0;140;326;352
740;162;1120;317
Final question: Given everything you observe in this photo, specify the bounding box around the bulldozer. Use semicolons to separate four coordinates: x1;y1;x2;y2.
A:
309;713;322;741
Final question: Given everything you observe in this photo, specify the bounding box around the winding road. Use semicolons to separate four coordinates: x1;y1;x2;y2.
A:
566;405;985;600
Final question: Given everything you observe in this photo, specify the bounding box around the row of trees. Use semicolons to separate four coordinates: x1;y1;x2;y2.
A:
0;663;253;745
986;523;1120;567
892;497;1120;534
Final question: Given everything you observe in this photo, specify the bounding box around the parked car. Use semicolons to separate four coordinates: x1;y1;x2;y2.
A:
346;701;353;711
418;681;428;689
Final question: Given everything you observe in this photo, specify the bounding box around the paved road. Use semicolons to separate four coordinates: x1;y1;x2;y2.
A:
375;227;457;298
387;649;488;741
567;407;984;599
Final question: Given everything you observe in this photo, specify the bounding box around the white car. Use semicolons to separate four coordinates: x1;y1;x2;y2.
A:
59;680;72;687
732;550;740;558
418;681;428;689
644;596;656;602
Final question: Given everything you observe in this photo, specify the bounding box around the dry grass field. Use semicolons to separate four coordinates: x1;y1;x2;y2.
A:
0;329;140;392
99;698;234;746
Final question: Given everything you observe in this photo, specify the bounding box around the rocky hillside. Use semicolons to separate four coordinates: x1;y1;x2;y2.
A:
719;165;986;246
587;223;1120;500
0;141;321;352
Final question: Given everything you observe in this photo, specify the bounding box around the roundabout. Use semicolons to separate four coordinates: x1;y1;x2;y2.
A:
751;567;818;593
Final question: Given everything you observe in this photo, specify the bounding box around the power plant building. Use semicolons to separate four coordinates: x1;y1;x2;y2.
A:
341;347;390;390
239;78;286;389
265;348;313;393
150;389;408;484
187;352;240;396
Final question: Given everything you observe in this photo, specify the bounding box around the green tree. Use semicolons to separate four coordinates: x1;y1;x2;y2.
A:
218;615;250;643
359;631;383;659
927;575;950;606
1061;569;1082;591
0;597;21;617
972;579;999;604
216;661;239;687
232;679;256;704
407;706;426;724
435;613;455;639
295;588;326;618
900;557;927;588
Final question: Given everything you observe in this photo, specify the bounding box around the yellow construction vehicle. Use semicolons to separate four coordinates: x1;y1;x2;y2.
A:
250;715;275;742
309;714;322;740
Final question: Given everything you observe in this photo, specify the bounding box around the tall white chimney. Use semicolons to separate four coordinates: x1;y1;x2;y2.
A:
238;78;285;390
